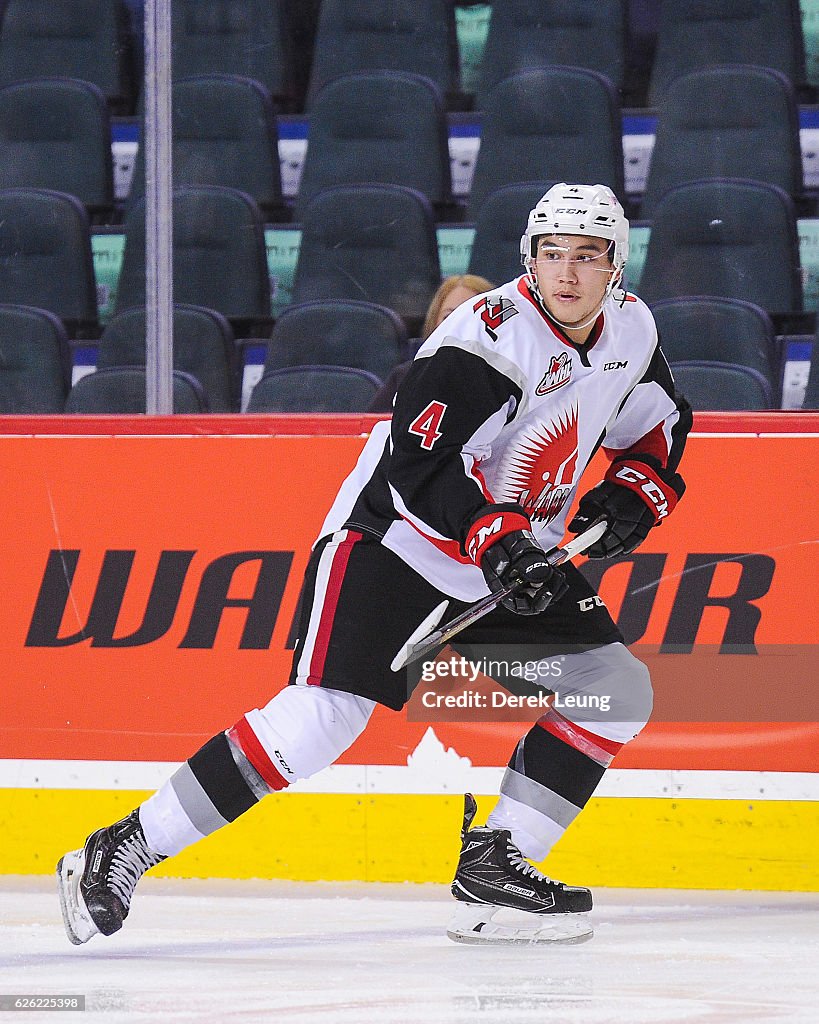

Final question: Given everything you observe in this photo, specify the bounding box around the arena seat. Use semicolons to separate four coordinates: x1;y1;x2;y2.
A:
475;0;626;108
651;296;780;404
648;0;809;104
247;365;382;413
468;182;559;285
291;185;440;331
0;304;71;413
0;188;98;338
0;78;114;221
641;65;803;219
297;72;452;216
0;0;134;113
265;300;407;382
129;75;284;219
65;367;209;413
97;305;239;413
307;0;459;108
467;68;623;217
668;360;774;411
638;180;802;318
171;0;296;111
115;186;272;336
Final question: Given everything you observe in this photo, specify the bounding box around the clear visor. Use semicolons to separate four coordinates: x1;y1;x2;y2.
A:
532;236;615;272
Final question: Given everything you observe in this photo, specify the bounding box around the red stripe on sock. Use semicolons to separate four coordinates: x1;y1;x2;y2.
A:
307;529;362;686
537;709;623;760
230;716;290;792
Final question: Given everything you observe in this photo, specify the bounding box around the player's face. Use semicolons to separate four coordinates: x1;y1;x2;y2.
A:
533;234;615;328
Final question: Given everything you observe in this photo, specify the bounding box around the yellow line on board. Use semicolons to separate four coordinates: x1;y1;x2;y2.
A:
3;790;817;891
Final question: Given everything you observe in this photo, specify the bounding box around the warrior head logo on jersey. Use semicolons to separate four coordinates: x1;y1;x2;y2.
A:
495;403;579;524
536;351;572;395
473;295;518;341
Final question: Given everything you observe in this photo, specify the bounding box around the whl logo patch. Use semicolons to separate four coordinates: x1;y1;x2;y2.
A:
536;351;572;395
473;295;518;341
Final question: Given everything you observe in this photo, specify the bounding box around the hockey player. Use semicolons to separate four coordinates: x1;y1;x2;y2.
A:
57;183;691;945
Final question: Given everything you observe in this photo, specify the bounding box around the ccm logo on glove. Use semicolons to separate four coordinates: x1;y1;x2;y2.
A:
463;505;568;615
465;510;530;564
608;461;679;521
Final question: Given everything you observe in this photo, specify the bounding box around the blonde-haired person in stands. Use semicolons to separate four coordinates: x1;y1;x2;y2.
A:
369;274;494;412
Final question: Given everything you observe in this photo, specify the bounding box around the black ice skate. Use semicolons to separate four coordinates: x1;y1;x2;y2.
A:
448;793;593;944
56;810;165;945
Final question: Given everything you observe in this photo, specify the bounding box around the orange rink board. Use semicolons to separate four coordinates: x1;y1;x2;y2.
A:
0;412;817;889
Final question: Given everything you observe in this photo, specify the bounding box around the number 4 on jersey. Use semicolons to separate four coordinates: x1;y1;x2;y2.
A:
409;400;447;450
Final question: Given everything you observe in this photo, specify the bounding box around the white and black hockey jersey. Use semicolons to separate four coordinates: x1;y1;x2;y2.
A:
321;276;692;602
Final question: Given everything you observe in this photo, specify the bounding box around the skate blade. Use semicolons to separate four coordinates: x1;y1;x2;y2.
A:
446;902;593;945
56;850;99;946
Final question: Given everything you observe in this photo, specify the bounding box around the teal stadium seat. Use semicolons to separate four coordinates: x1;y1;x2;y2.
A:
97;305;239;413
638;180;802;318
116;186;272;336
0;0;134;113
65;367;209;414
247;365;382;413
651;297;779;405
468;182;559;285
171;0;296;111
0;304;71;413
129;75;285;219
0;78;114;221
292;185;441;330
668;361;774;411
648;0;809;105
297;72;452;216
641;66;803;219
467;68;623;217
0;188;98;338
651;297;778;378
265;300;407;382
475;0;626;108
307;0;460;109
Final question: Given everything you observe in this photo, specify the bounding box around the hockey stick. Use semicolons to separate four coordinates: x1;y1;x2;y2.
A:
390;519;608;671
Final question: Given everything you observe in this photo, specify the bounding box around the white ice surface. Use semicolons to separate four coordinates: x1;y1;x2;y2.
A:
1;878;818;1023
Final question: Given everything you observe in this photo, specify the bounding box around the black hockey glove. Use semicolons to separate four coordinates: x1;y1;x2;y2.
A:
464;504;568;615
569;456;685;559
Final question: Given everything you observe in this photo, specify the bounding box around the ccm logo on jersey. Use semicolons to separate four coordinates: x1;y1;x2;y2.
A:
473;295;518;341
614;465;671;519
536;351;572;395
603;360;628;371
578;595;605;612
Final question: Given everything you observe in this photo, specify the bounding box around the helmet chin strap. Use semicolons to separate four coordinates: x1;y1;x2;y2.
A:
525;265;622;335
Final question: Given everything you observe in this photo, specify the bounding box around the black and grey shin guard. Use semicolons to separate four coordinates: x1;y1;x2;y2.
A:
487;711;621;861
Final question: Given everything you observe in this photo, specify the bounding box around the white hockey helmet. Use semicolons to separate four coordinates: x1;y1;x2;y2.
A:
520;182;629;282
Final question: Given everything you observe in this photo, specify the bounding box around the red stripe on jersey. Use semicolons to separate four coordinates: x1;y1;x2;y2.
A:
605;420;670;467
403;515;471;563
469;461;494;501
537;707;623;766
307;530;363;685
229;716;290;791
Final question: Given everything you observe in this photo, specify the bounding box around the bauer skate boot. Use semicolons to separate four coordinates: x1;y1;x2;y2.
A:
448;793;593;944
57;809;165;945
